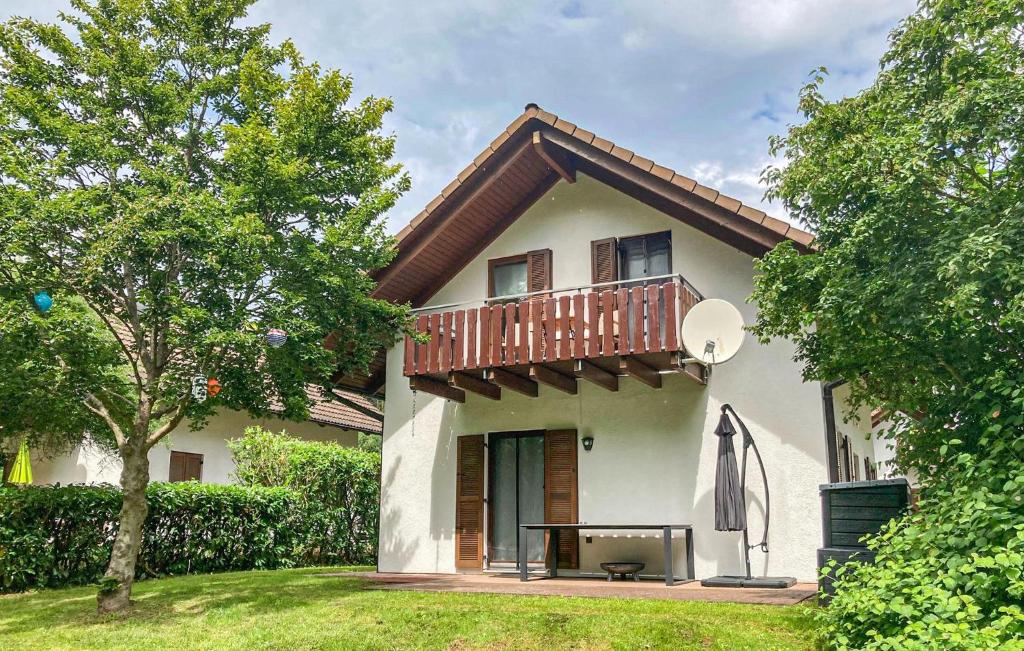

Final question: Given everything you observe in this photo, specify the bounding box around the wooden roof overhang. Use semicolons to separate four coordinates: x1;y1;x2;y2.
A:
340;104;815;395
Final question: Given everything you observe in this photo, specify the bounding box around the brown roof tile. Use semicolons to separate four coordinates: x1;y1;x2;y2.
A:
590;136;614;153
630;155;655;173
670;174;698;192
714;194;742;213
650;164;674;182
787;228;815;247
473;149;493;168
738;205;767;224
693;184;720;203
610;145;635;163
572;127;596;144
761;215;791;236
553;118;577;136
490;130;511;151
440;179;460;199
456;164;477;184
535;109;558;125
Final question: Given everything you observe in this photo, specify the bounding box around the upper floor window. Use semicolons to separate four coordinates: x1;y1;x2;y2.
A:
488;250;551;301
591;231;672;286
619;231;672;282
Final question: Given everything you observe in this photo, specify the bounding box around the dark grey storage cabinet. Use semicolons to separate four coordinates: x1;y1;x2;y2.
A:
818;478;910;599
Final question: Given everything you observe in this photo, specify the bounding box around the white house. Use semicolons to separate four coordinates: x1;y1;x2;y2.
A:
337;104;882;584
19;387;381;486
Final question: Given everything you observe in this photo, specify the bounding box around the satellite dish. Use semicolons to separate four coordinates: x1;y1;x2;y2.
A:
681;299;746;365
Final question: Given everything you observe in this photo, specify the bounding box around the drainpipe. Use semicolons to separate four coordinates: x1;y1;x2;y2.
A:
821;380;846;484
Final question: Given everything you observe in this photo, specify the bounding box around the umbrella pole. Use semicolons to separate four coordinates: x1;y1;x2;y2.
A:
701;405;796;589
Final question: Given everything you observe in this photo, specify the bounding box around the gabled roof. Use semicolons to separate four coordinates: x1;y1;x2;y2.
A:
371;103;814;308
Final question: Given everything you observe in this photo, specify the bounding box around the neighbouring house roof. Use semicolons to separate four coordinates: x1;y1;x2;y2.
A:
106;319;382;434
301;386;383;434
335;103;814;395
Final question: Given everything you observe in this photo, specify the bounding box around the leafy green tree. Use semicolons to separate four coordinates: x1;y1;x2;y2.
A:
0;0;407;612
753;0;1024;478
754;0;1024;646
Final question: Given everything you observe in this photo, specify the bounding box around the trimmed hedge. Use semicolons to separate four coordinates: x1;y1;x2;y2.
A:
2;482;311;593
229;426;381;566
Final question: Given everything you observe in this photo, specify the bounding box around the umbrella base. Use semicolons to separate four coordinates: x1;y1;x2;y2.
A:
700;575;797;589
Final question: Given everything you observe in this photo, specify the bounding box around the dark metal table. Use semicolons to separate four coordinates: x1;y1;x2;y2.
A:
518;524;695;586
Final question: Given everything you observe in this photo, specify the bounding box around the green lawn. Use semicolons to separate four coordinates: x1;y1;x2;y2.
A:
0;568;818;650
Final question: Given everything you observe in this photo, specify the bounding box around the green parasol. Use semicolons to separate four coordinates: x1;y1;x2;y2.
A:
7;440;33;485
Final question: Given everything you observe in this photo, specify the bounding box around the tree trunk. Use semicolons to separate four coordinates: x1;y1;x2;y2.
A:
97;444;150;613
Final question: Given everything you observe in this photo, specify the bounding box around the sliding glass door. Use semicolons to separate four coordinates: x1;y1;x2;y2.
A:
488;432;545;565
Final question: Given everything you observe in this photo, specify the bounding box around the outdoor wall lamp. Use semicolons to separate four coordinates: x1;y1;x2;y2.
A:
581;436;594;451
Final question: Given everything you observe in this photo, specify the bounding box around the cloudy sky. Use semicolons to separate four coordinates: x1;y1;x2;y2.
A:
3;0;914;231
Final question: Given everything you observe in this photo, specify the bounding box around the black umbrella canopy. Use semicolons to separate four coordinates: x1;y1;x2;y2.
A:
714;411;747;532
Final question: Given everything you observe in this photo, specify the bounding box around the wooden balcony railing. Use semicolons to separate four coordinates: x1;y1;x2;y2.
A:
403;277;702;381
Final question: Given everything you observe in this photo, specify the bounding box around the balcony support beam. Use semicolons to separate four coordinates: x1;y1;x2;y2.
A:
620;356;662;389
574;359;619;392
485;368;538;398
529;364;577;395
410;376;465;403
672;352;709;385
449;372;501;400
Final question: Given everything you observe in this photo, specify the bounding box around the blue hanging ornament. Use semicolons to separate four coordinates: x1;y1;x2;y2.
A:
33;291;53;313
266;328;288;348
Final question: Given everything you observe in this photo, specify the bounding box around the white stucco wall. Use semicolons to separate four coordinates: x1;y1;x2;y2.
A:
31;410;360;486
379;174;867;582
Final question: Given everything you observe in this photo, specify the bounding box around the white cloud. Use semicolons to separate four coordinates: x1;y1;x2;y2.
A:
1;0;915;232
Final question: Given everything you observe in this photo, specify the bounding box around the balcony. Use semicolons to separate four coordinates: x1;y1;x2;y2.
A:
402;275;707;402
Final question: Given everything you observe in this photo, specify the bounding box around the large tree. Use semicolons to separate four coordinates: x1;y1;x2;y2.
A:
753;0;1024;478
0;0;407;612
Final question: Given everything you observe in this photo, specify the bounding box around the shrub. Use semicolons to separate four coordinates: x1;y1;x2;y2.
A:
0;482;303;593
229;426;380;565
818;438;1024;650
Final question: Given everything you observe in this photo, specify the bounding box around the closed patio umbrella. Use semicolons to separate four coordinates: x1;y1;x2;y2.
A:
7;440;33;485
713;411;746;532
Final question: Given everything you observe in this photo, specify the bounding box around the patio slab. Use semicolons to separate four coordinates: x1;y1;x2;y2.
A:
324;571;818;606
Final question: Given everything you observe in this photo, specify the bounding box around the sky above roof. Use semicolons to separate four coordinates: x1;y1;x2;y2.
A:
4;0;914;230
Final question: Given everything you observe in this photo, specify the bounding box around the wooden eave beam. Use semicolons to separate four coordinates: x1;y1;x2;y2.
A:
529;364;577;395
449;371;501;400
373;137;534;292
410;375;465;403
485;367;538;398
620;356;662;389
532;131;576;183
574;359;618;392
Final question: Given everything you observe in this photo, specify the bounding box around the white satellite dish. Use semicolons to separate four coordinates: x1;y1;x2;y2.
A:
681;299;746;365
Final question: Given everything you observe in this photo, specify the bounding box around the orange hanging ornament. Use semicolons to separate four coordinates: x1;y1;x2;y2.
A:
206;377;222;398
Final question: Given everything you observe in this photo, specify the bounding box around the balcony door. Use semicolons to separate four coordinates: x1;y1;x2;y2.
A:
488;431;546;565
619;232;672;342
460;429;577;571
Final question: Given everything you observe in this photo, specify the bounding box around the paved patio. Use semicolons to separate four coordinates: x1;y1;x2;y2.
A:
326;571;818;606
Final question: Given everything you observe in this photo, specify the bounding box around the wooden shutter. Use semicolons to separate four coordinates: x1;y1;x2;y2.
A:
526;249;552;294
169;451;203;482
590;238;619;285
544;429;579;569
455;435;485;569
